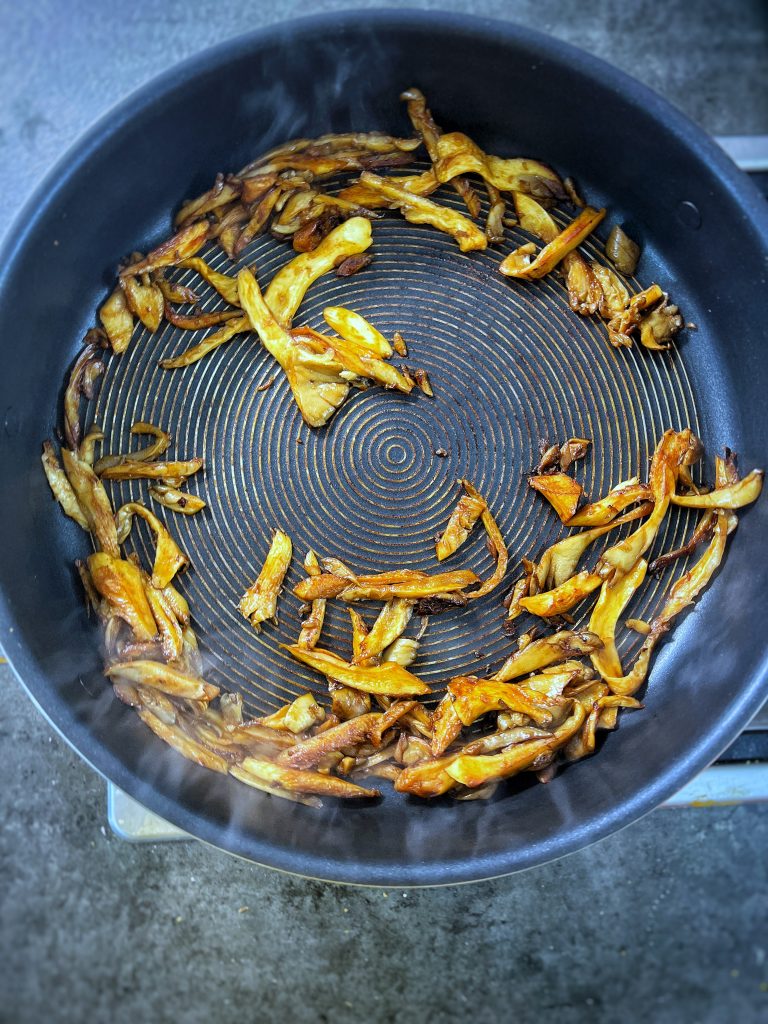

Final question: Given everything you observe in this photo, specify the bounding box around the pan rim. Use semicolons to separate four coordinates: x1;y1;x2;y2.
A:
1;7;767;886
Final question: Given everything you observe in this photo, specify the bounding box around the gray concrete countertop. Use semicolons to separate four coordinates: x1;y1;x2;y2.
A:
1;2;767;1022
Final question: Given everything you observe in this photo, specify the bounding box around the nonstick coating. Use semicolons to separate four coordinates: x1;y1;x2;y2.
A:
1;11;766;886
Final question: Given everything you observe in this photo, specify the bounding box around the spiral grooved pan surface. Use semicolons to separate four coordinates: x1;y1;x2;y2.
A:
94;174;699;716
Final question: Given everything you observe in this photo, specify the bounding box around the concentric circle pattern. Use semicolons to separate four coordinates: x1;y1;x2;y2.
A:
93;170;700;715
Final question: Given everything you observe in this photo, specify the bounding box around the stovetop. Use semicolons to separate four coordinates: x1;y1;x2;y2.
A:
107;135;768;841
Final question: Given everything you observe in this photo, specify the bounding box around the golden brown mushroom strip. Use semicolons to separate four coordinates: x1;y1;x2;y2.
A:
446;737;554;789
88;553;157;641
430;675;556;758
463;481;509;599
283;645;430;697
179;257;240;306
605;515;732;697
670;470;764;509
400;87;480;218
500;206;606;279
264;216;373;327
253;149;417;178
175;178;241;227
99;285;134;354
115;502;189;589
322;306;393;358
529;472;584;522
94;421;171;473
484;182;506;244
238;529;292;631
648;513;716;576
120;273;164;332
164;304;242;330
234;184;287;255
606;284;664;348
446;700;586;788
597;430;698;581
138;709;228;773
359;599;414;662
514;194;600;315
591;263;629;319
153;269;199;306
149;484;206;515
436;484;486;561
278;713;381;769
61;448;120;556
567;694;644;761
449;677;558;728
295;568;479;602
41;442;89;529
229;764;321;807
238;268;349;427
298;550;326;650
495;630;603;683
394;753;461;798
107;660;218;701
63;344;104;449
337;171;440;208
159;315;251;370
258;692;325;734
238;756;378;799
369;701;418;747
432;132;566;201
605;455;742;696
589;558;648;680
357;172;487;252
120;221;210;278
291;327;414;393
246;132;420;168
100;457;203;481
463;726;554;756
566;478;651;527
143;579;184;662
529;503;653;595
519;570;603;617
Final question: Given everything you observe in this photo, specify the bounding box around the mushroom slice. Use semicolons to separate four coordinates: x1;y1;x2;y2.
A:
529;472;584;522
670;470;763;509
235;757;378;800
88;553;157;641
432;132;566;202
99;285;134;354
446;699;586;788
115;502;189;588
500;206;605;279
297;550;326;650
62;448;119;556
356;172;486;252
120;221;209;277
238;267;349;427
589;558;648;679
264;216;372;326
107;660;218;701
435;482;486;562
400;87;480;217
282;645;430;697
41;442;89;529
94;421;171;473
495;630;603;683
238;529;292;631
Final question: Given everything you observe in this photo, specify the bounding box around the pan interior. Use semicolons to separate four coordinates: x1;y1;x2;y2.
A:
93;167;699;716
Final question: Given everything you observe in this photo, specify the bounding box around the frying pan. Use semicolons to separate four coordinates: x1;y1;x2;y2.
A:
1;10;766;886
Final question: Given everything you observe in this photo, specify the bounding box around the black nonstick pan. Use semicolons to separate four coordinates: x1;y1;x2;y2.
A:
1;11;766;886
